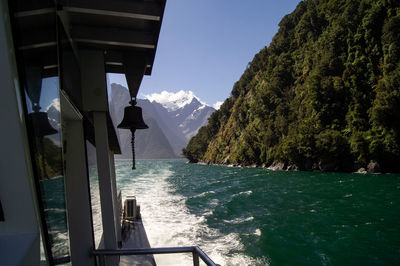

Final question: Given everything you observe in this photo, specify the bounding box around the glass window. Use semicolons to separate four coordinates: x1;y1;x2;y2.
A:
25;74;70;260
9;1;71;263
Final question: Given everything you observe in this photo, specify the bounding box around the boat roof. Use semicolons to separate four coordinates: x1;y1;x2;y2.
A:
13;0;165;76
10;0;166;154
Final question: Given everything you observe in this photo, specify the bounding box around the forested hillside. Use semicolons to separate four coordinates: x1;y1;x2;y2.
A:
183;0;400;172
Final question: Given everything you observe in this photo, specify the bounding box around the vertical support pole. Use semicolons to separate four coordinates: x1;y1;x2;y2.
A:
109;152;122;246
93;111;118;265
193;251;200;266
64;119;95;266
80;50;120;264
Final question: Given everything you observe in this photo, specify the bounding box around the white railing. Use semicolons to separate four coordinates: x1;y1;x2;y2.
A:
93;246;217;266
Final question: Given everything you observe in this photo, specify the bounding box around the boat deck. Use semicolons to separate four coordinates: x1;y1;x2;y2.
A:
119;218;156;266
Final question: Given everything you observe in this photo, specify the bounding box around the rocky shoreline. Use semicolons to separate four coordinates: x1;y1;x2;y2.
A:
190;159;384;174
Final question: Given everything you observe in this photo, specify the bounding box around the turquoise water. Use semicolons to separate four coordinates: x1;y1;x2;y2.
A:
40;177;69;258
115;159;400;265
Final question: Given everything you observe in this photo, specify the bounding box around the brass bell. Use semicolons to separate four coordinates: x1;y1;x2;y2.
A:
117;105;148;169
117;105;148;130
28;112;58;137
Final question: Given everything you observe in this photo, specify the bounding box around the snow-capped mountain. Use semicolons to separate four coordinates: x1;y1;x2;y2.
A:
145;90;216;141
145;90;204;111
46;98;61;130
110;85;215;157
110;84;178;159
168;97;215;140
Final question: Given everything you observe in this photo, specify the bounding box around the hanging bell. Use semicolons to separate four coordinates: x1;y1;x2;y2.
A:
117;105;148;130
117;105;148;169
28;112;58;137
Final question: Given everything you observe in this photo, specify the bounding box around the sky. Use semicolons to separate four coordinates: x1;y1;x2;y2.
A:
109;0;301;108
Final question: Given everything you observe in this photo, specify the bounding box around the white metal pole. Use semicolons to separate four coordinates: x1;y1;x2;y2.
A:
64;119;96;266
93;112;118;252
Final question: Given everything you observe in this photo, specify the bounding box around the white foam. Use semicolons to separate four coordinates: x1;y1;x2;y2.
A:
254;229;262;236
116;163;259;266
239;190;253;196
224;216;254;224
192;190;216;198
45;208;66;213
232;190;253;198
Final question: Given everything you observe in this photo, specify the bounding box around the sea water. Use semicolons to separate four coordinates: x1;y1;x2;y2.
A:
110;159;399;265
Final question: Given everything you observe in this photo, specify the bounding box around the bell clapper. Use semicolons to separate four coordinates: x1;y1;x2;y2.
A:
131;129;136;170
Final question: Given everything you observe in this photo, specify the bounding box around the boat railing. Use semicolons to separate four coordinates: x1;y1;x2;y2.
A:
93;246;217;266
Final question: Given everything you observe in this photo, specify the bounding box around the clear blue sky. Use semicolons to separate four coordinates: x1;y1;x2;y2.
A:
109;0;301;106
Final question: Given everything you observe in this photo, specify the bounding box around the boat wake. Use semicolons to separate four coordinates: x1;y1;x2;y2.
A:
116;161;263;266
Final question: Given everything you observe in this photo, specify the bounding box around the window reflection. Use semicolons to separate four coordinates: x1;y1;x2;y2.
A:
24;73;70;259
9;0;72;262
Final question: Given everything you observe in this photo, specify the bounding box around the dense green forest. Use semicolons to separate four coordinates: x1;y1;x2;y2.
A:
34;137;63;179
183;0;400;172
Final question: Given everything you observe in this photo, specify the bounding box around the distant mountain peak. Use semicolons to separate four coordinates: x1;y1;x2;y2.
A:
213;101;223;110
46;98;60;112
110;84;216;155
144;90;206;111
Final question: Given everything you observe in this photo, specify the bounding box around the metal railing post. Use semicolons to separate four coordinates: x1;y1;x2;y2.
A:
98;254;105;266
193;251;200;266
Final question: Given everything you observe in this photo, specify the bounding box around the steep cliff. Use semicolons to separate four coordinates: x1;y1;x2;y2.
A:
184;0;400;172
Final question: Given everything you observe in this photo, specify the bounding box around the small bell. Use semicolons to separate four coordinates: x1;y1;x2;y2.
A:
117;105;148;169
117;106;148;130
28;112;58;137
